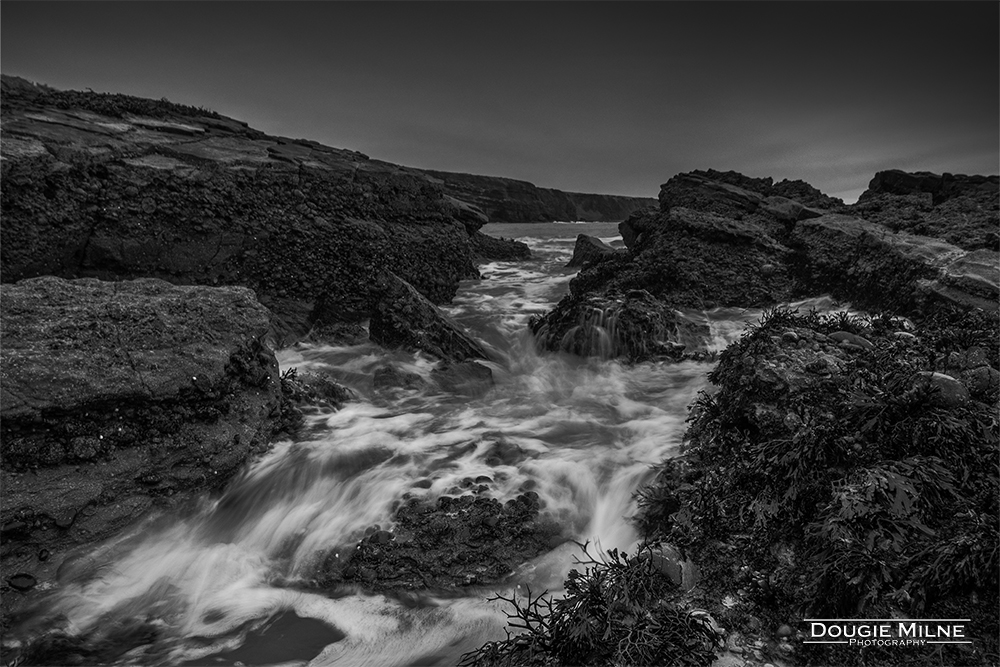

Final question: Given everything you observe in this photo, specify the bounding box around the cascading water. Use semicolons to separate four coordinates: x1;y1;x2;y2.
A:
8;222;846;667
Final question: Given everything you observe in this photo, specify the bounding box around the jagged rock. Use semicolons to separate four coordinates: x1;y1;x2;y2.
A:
468;230;531;261
567;234;619;267
368;272;489;362
0;277;281;615
861;169;1000;205
283;371;354;408
853;170;999;250
793;214;999;315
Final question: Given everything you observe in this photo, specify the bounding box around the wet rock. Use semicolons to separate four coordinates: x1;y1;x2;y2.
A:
639;545;699;591
960;366;1000;398
1;277;283;614
912;371;971;408
780;331;799;345
567;234;619;268
369;272;489;362
373;365;427;391
317;491;562;592
468;230;531;261
531;290;700;362
284;371;353;407
431;361;494;396
829;331;874;350
484;439;526;467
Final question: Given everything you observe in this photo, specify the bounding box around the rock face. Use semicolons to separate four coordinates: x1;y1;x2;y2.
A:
792;214;999;314
533;168;998;362
0;277;282;604
566;234;620;268
853;170;999;250
368;272;491;362
636;307;998;628
424;169;656;223
468;230;531;261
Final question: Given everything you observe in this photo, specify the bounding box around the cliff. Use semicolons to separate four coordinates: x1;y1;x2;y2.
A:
0;74;628;347
424;169;655;222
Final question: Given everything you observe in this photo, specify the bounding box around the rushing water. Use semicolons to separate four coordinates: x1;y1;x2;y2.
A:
12;222;845;666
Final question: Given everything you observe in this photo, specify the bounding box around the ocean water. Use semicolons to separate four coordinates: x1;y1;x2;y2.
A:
8;222;846;666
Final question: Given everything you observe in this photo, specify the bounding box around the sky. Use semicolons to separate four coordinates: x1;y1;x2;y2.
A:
2;2;997;203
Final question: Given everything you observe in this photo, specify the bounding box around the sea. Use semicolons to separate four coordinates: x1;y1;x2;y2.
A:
10;222;846;666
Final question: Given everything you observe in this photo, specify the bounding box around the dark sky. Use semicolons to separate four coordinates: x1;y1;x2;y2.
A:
2;2;997;202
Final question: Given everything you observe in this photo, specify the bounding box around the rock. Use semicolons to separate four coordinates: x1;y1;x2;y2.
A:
373;366;426;391
567;234;619;268
640;545;700;591
468;230;531;261
316;492;562;592
793;214;999;315
531;291;700;362
960;366;1000;398
829;331;874;350
431;361;494;397
6;573;37;591
368;272;489;362
861;169;999;206
776;624;794;638
283;371;354;407
1;277;282;609
912;371;971;408
781;331;800;345
762;196;824;223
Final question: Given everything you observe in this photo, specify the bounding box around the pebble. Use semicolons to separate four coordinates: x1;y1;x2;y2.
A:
912;371;970;408
830;331;874;350
781;331;799;345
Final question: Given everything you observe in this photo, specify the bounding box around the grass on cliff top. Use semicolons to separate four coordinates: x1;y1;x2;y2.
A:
1;76;222;121
635;306;999;666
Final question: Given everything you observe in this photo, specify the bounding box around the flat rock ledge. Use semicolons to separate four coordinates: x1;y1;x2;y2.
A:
0;277;282;615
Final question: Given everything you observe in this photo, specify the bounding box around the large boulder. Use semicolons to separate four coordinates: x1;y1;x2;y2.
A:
566;234;620;268
368;273;490;362
1;277;282;612
531;290;705;361
534;202;796;362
